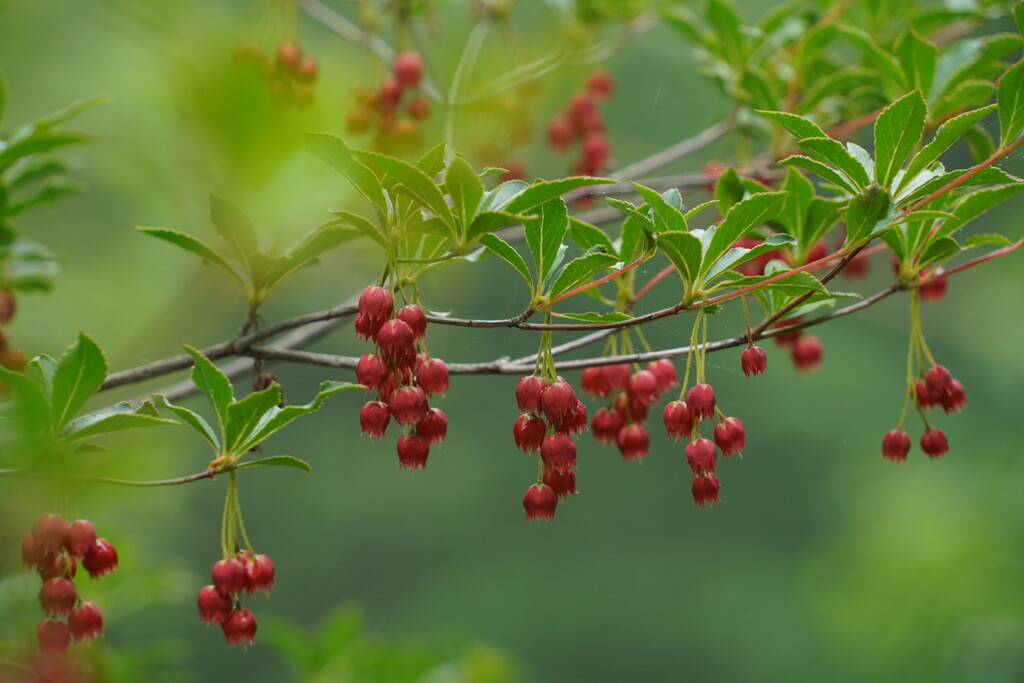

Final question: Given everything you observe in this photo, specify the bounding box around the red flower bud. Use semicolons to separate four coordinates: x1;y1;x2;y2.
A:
713;417;746;456
686;438;717;474
397;433;430;469
543;468;578;499
415;407;448;444
791;335;823;370
626;370;660;406
741;345;767;377
394;52;424;87
616;423;649;461
920;427;949;458
540;433;577;474
516;375;546;413
356;354;388;390
396;304;427;340
685;384;716;421
647;358;678;391
663;400;694;439
197;585;232;626
82;538;118;578
591;407;624;445
882;429;911;462
513;414;546;452
360;400;390;437
416;358;449;396
222;608;257;646
246;554;275;594
522;484;558;521
540;381;577;421
37;619;71;655
388;386;428;426
358;285;394;322
691;473;721;507
39;578;77;615
212;557;248;595
69;602;104;641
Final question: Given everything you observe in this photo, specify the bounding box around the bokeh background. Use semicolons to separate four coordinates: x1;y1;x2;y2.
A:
1;1;1023;681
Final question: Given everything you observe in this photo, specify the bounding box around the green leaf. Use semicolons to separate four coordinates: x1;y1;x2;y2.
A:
326;210;387;250
353;150;456;234
260;224;361;292
720;270;827;297
1015;2;1024;37
0;72;6;124
874;91;927;189
935;183;1024;239
567;217;614;254
932;79;995;121
465;210;525;243
632;183;686;233
780;168;814;239
964;125;996;164
415;142;449;178
503;177;614;215
898;105;997;194
182;346;233;436
656;231;703;286
0;365;53;436
153;394;220;451
845;185;893;244
225;384;282;454
705;0;746;68
478;234;532;290
29;354;57;396
756;110;827;140
683;200;719;221
558;311;633;323
797;137;870;189
136;227;248;290
779;155;857;194
445;156;484;237
61;403;176;444
895;30;937;98
548;253;620;298
523;199;569;285
916;236;961;269
51;333;108;430
304;134;387;211
606;197;657;238
479;180;529;213
963;233;1012;249
208;193;258;265
0;133;94;171
701;192;788;274
997;59;1024;147
704;233;797;283
236;381;359;453
234;455;312;474
713;168;746;214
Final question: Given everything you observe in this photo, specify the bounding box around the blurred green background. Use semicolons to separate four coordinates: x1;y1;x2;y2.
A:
2;1;1024;681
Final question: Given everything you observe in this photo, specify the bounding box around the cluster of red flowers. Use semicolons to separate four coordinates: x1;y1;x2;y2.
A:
233;41;319;108
546;69;615;176
347;53;429;149
21;515;116;656
662;379;747;506
583;359;677;461
197;551;275;647
882;364;966;462
515;375;588;520
356;286;449;469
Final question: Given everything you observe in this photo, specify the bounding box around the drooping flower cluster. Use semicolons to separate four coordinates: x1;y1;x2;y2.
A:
233;41;319;108
356;285;449;469
546;69;615;177
198;551;275;647
515;375;589;520
883;363;964;462
663;381;748;507
346;52;430;150
22;515;115;655
584;359;677;462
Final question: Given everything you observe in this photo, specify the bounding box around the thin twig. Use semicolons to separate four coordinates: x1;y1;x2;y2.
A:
247;284;901;374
